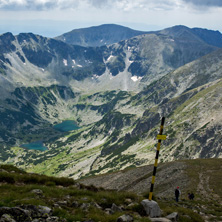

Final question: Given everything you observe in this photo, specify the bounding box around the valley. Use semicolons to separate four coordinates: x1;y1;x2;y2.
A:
0;24;222;180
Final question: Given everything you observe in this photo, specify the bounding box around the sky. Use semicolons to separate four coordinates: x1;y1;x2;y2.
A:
0;0;222;37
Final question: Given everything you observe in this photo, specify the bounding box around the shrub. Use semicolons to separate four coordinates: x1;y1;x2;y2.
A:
0;173;15;184
0;165;25;174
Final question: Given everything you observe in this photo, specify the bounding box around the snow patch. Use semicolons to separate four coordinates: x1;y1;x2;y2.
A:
131;76;143;82
107;55;114;62
63;59;68;66
128;46;132;51
128;59;134;64
93;74;99;79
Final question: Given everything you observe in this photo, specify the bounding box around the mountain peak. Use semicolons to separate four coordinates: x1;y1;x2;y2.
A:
55;24;149;47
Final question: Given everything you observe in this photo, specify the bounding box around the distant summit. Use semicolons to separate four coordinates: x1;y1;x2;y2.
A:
159;25;222;47
55;24;150;47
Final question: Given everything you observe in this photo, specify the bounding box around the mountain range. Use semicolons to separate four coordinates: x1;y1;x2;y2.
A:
0;24;222;179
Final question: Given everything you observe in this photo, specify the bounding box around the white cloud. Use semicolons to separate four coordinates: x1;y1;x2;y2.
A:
0;0;80;10
0;0;221;36
2;0;221;11
182;0;222;7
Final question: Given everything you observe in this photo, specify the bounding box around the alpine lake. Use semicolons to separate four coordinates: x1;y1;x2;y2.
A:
20;120;79;151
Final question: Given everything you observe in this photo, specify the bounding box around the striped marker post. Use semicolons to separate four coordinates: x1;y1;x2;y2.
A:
149;117;166;201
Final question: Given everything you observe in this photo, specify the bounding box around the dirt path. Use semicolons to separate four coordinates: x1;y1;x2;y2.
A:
196;168;222;222
197;169;221;203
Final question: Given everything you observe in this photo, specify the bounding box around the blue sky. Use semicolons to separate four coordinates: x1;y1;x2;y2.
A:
0;0;222;37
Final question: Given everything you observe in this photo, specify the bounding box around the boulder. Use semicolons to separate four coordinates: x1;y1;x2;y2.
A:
117;214;134;222
0;214;16;222
0;207;31;222
141;200;161;218
20;205;52;218
38;205;52;217
0;205;62;222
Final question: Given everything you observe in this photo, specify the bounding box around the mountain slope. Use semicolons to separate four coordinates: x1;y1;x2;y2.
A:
1;49;222;180
0;25;222;181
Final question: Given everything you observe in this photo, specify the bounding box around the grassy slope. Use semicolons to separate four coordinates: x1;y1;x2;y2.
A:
1;161;218;222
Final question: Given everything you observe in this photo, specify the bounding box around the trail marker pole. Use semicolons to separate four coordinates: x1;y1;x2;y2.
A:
149;117;166;201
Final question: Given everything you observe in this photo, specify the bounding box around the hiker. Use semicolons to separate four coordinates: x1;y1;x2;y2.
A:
175;186;180;202
190;192;194;200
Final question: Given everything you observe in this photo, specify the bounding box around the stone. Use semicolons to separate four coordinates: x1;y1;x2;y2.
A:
0;205;63;222
127;203;138;208
111;203;122;212
0;207;32;222
20;205;52;218
38;205;52;217
31;189;43;196
104;208;113;215
53;204;60;208
116;214;134;222
125;199;132;204
55;201;67;207
46;216;60;222
166;212;178;221
71;201;79;208
91;202;102;209
141;199;161;218
80;203;90;211
0;214;16;222
149;218;171;222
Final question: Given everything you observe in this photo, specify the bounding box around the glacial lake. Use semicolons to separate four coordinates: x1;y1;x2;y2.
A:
53;120;80;132
20;121;79;151
20;141;48;151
